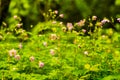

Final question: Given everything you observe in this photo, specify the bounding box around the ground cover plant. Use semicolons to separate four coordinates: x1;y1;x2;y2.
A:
0;10;120;80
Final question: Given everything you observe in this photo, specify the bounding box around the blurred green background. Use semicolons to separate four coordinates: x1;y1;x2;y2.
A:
1;0;120;29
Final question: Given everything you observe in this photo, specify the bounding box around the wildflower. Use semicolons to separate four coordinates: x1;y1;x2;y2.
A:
30;56;35;62
50;49;55;55
59;14;64;18
39;61;44;68
18;43;22;49
54;10;58;14
43;42;47;47
82;29;86;33
9;49;17;57
101;19;110;25
117;18;120;22
17;23;22;28
77;19;85;27
14;54;20;60
13;15;18;19
67;22;73;31
84;51;88;55
50;34;57;40
92;16;97;20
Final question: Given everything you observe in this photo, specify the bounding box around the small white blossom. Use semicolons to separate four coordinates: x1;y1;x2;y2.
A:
84;51;88;55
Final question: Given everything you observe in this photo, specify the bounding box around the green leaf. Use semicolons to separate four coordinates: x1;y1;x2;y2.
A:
75;0;91;17
115;0;120;5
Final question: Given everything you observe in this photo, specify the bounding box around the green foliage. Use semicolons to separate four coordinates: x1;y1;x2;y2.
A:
115;0;120;5
0;14;120;79
6;0;120;28
75;0;91;17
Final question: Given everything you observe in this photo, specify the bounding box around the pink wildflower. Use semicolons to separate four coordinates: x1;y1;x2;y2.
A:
50;49;55;55
54;10;58;14
9;49;17;57
82;29;86;33
39;61;44;68
77;19;85;27
67;23;73;31
59;14;64;18
117;18;120;22
17;23;22;28
101;19;110;25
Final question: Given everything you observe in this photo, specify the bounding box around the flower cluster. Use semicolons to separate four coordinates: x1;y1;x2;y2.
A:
76;19;86;27
9;49;17;57
9;49;20;60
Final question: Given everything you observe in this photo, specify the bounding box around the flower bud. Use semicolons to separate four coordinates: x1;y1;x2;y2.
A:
50;49;55;55
92;16;97;20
